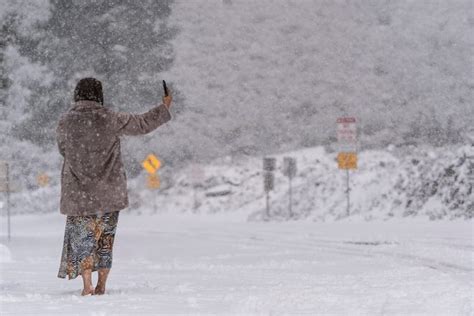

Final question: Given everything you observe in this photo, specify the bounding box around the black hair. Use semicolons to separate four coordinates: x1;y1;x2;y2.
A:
74;77;103;105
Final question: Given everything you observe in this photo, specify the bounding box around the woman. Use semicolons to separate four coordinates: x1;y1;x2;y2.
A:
56;78;172;295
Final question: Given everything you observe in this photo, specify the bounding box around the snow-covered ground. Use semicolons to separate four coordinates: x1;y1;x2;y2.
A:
0;213;472;315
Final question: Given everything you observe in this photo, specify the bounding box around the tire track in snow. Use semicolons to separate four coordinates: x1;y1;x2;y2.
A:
153;228;473;274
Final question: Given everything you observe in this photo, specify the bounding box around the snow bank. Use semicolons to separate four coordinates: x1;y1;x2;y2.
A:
130;144;472;221
394;145;473;219
3;145;472;221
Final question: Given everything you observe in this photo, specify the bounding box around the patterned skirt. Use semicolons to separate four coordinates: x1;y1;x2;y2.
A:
58;212;119;280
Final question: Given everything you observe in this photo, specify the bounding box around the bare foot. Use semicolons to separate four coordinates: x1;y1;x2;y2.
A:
95;284;105;295
81;286;95;296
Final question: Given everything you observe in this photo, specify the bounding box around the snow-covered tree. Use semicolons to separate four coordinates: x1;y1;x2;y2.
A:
12;0;176;147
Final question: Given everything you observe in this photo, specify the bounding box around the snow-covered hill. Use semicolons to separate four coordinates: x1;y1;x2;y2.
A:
163;0;473;157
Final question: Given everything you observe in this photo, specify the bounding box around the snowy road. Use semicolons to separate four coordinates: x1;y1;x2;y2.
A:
0;214;472;315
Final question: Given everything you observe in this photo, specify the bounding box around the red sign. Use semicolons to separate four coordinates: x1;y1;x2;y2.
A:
337;117;357;144
336;117;356;124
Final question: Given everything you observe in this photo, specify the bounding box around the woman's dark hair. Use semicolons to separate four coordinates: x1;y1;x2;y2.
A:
74;77;104;105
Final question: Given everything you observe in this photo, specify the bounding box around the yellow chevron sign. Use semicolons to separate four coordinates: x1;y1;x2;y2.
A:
142;154;161;174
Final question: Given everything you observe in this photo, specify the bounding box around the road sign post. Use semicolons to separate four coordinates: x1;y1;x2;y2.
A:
0;162;11;241
142;154;162;213
6;163;10;242
346;169;349;217
337;117;357;217
191;165;205;211
146;174;160;213
263;157;276;218
283;157;297;218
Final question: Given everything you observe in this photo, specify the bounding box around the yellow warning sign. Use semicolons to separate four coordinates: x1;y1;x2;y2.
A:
337;152;357;170
147;174;160;189
142;154;161;174
37;173;50;187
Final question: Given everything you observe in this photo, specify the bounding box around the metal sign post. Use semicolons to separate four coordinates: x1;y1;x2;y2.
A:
0;162;11;241
6;163;10;242
142;154;162;213
337;117;358;216
191;164;205;211
263;172;274;217
346;169;350;217
146;174;160;213
263;157;276;218
283;157;297;218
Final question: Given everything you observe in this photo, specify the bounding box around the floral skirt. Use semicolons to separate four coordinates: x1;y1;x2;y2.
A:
58;212;119;280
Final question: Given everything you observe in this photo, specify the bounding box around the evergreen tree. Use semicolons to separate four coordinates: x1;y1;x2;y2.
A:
14;0;176;145
0;16;15;112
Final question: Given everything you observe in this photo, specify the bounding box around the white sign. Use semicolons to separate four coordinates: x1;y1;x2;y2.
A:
337;117;357;152
337;117;357;143
191;164;205;185
283;157;297;178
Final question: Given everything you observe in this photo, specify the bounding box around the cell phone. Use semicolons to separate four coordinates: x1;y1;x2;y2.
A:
162;80;169;97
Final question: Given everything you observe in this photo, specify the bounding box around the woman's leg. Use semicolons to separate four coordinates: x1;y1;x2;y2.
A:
95;211;119;295
95;268;110;295
81;268;94;296
58;215;98;294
